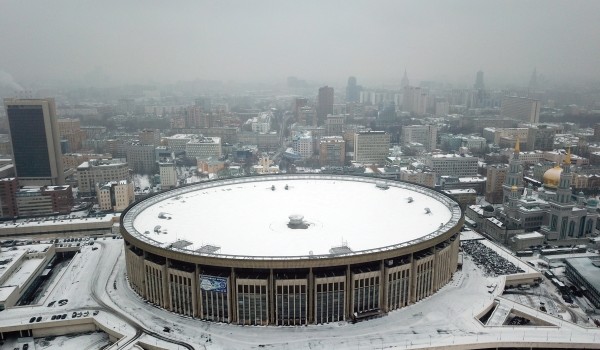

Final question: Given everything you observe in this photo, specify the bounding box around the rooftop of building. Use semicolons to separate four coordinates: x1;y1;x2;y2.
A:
129;176;459;258
565;256;600;293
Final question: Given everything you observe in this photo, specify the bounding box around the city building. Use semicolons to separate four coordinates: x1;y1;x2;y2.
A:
77;159;130;196
423;154;478;179
325;115;344;136
185;136;222;160
442;189;476;209
57;118;85;152
345;76;361;102
401;125;437;152
399;169;436;188
197;158;225;175
15;185;73;216
474;70;485;90
4;98;64;186
96;180;135;212
400;69;409;88
0;177;18;218
126;143;156;174
138;129;161;146
121;175;461;325
252;156;279;174
402;86;428;115
292;132;313;160
317;86;334;125
500;96;540;123
319;136;346;167
485;164;508;204
483;127;532;150
63;152;113;170
248;112;273;133
353;131;390;165
158;159;177;190
564;257;600;308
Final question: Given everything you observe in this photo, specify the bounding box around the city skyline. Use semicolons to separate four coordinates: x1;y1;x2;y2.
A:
1;0;600;89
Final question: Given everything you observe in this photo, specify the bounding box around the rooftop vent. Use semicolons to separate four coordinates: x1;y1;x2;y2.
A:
288;214;309;229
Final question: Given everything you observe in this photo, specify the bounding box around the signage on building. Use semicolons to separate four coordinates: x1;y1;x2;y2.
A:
199;275;228;292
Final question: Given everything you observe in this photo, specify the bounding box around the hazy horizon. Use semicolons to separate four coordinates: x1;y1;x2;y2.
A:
2;0;600;90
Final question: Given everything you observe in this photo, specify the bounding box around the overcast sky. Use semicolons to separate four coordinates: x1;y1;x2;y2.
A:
1;0;600;88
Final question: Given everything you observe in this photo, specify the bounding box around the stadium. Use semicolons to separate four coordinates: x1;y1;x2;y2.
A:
120;174;463;326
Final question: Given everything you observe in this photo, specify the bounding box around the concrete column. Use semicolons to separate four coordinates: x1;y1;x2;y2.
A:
308;268;314;324
192;264;198;318
410;253;417;304
381;260;388;313
229;267;236;323
269;269;275;325
162;259;170;309
345;264;352;321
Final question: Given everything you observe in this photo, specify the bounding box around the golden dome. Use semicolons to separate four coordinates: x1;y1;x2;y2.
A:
543;166;562;188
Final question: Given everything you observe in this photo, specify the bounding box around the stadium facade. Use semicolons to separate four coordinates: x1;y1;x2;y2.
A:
120;175;463;325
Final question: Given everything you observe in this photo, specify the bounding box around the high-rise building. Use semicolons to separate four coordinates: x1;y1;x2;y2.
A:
319;136;346;167
402;86;428;115
401;125;438;152
4;98;64;185
317;86;334;125
353;131;390;164
126;142;156;174
401;69;409;88
325;115;344;136
58;118;85;152
159;160;177;190
474;70;485;90
502;140;524;205
529;68;538;90
345;77;360;102
485;164;508;204
500;96;540;123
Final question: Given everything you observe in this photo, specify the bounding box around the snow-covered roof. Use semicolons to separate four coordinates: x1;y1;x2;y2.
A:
126;175;460;258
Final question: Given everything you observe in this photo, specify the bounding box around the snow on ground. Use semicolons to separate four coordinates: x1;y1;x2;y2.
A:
35;331;110;350
2;238;600;350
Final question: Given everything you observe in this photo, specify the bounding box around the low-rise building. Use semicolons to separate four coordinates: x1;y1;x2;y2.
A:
77;159;130;196
96;180;135;212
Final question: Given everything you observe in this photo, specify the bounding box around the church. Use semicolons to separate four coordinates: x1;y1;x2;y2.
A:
468;139;599;247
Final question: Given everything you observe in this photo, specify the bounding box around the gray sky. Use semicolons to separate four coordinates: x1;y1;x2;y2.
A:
1;0;600;88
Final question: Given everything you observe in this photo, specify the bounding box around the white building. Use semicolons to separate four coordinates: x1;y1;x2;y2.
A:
185;136;222;159
159;160;177;190
250;112;273;133
164;134;194;153
402;86;428;115
500;96;540;123
424;154;478;178
292;132;313;159
77;159;130;196
96;180;135;212
401;125;437;152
